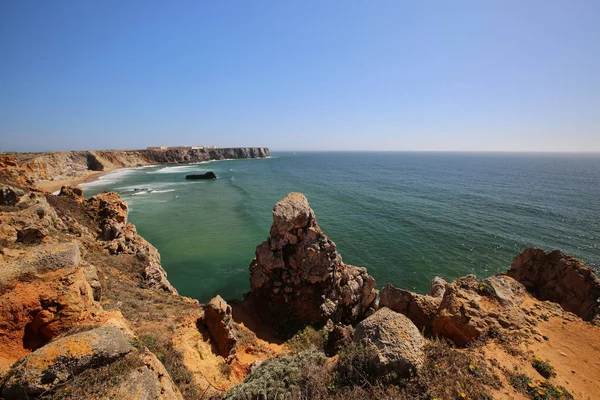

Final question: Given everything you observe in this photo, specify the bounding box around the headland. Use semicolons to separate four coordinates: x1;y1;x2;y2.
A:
1;147;269;192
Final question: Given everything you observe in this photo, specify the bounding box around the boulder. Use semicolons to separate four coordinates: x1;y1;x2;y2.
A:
432;275;528;346
354;307;425;378
58;185;84;202
1;325;134;399
0;185;24;207
16;227;47;244
249;192;377;326
205;295;238;358
507;248;600;322
107;350;184;400
379;283;441;334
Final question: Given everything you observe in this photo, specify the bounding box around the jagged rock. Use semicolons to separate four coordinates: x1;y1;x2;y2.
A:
58;185;84;202
0;224;18;244
0;267;105;367
16;227;47;244
205;295;238;359
485;275;526;309
85;192;177;294
86;192;128;240
432;275;528;346
379;283;441;334
428;276;448;298
107;350;184;400
507;248;600;322
1;325;134;399
354;307;425;378
0;185;24;206
249;192;377;326
325;323;354;356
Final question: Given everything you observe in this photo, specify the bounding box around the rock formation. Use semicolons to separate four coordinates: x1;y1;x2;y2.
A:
2;324;135;399
249;192;378;327
379;277;446;334
205;295;238;359
354;307;425;378
508;247;600;323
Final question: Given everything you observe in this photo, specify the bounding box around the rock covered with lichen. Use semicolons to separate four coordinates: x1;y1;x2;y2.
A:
249;192;378;326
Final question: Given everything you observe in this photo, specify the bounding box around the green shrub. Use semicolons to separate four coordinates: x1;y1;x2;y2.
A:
286;326;329;353
532;357;554;379
334;343;379;388
224;350;329;400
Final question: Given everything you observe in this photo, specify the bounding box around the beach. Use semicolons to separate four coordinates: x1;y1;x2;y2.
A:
35;168;116;193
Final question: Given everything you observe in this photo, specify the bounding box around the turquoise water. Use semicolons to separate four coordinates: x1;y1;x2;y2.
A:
83;152;600;302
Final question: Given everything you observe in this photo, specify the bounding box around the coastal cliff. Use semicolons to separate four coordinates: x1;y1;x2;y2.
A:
0;171;599;399
3;147;269;183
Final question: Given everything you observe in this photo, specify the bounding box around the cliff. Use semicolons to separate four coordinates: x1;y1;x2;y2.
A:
0;177;599;399
2;147;270;183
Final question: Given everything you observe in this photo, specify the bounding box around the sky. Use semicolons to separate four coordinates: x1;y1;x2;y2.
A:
1;1;599;152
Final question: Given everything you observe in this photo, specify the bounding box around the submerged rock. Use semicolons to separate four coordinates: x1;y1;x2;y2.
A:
508;247;600;323
248;192;377;327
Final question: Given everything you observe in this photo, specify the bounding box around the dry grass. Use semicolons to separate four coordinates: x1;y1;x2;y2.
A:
39;351;145;399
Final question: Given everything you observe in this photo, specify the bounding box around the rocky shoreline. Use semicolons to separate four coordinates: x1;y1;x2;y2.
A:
1;155;599;399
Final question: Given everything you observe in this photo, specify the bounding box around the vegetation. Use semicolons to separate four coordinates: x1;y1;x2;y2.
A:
507;370;573;400
286;326;329;353
532;357;555;379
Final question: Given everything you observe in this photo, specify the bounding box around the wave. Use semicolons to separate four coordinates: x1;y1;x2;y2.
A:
81;168;137;188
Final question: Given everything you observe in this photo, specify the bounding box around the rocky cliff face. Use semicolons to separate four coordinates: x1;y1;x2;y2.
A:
4;147;270;182
249;192;378;327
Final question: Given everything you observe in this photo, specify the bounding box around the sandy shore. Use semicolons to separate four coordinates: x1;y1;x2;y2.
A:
35;168;116;193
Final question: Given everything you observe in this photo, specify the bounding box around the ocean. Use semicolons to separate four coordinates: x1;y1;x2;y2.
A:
83;152;600;302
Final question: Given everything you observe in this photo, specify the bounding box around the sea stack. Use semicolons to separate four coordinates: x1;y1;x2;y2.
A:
248;192;378;327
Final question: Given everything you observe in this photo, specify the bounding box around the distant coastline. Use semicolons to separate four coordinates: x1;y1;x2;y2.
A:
3;147;269;192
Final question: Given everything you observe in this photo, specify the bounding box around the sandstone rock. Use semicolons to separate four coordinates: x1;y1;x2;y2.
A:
428;276;448;298
86;192;128;240
507;247;600;322
107;350;184;400
85;192;177;294
249;192;377;326
205;295;238;359
0;224;18;244
58;185;84;202
0;267;104;366
1;325;134;399
379;283;441;334
325;323;354;356
16;227;47;244
354;307;425;377
0;185;24;206
432;275;529;346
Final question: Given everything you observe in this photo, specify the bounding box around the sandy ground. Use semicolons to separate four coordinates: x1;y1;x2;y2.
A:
35;168;116;193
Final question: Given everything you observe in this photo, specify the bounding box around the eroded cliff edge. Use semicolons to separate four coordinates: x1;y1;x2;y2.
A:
2;147;269;184
0;168;599;399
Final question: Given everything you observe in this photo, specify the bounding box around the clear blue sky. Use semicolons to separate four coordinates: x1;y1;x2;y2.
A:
1;1;598;152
